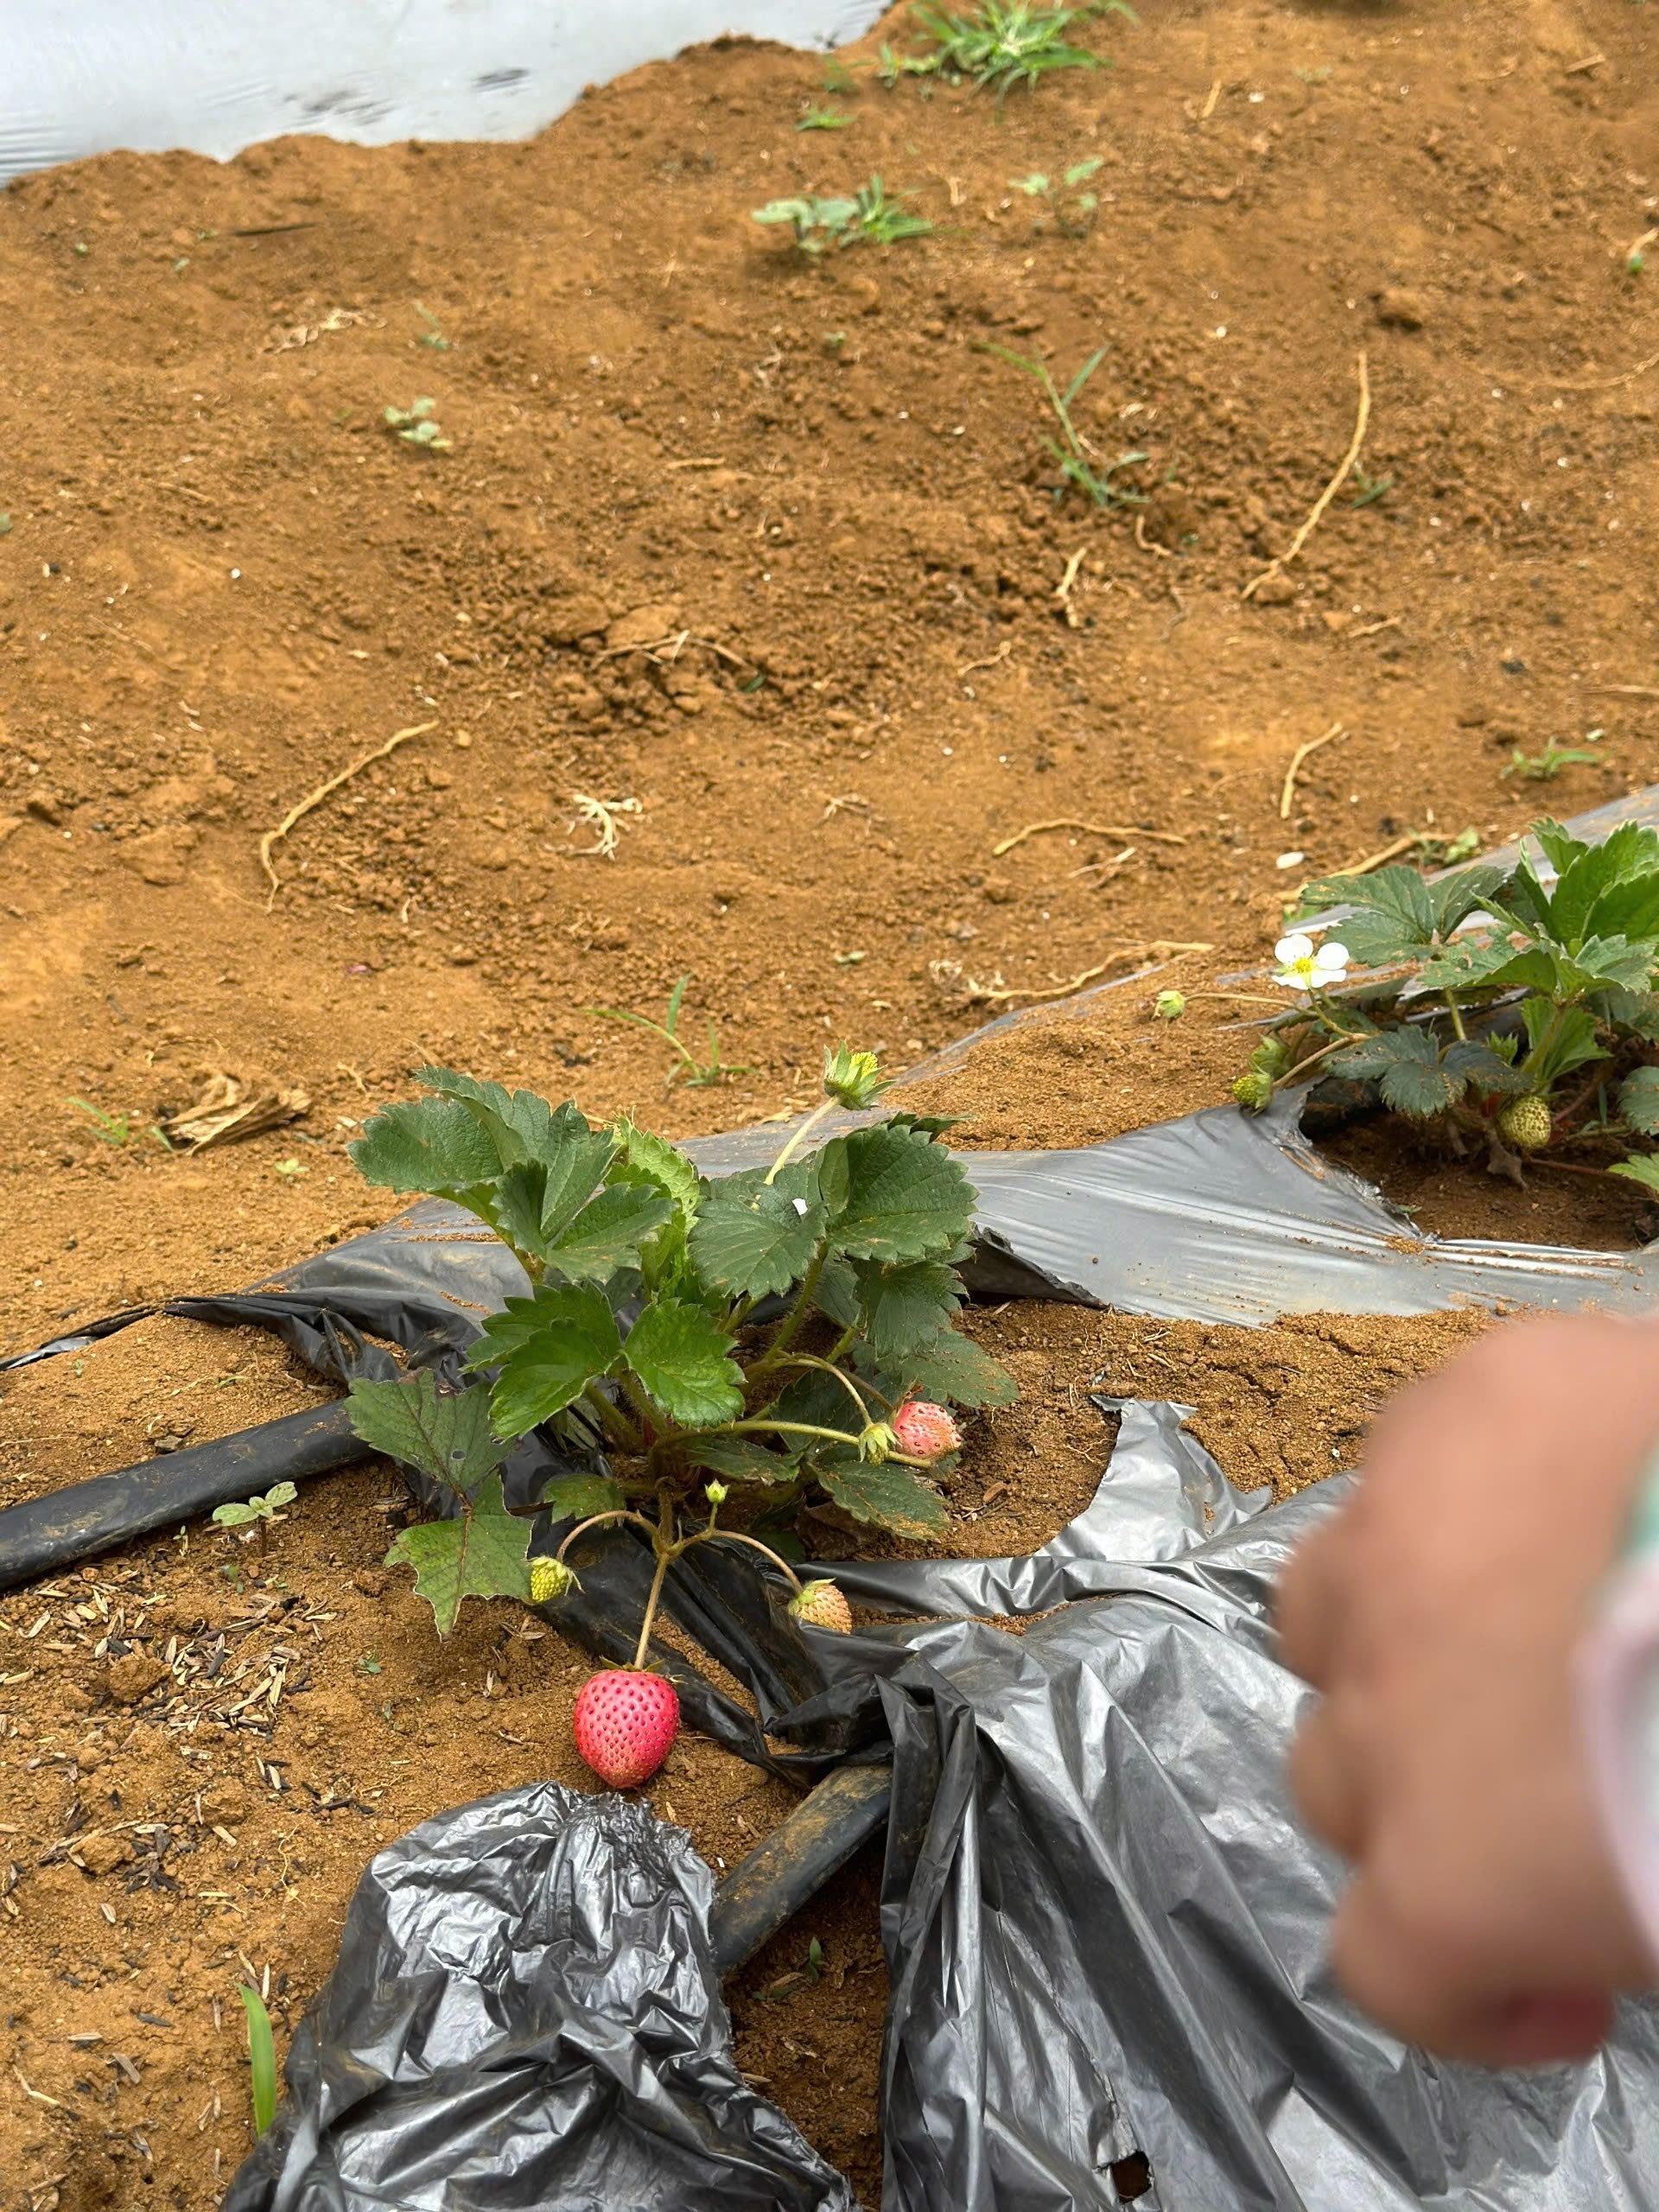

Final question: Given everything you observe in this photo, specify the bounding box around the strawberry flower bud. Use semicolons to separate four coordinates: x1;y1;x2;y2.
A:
529;1556;578;1606
891;1400;963;1461
704;1480;729;1506
1154;989;1186;1022
823;1042;889;1110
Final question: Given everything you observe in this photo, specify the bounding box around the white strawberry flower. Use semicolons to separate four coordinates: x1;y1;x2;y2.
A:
1273;931;1351;992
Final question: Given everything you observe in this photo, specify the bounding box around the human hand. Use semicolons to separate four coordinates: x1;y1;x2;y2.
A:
1277;1313;1659;2063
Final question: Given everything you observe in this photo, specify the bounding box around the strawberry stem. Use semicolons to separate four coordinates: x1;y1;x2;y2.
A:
680;1526;805;1594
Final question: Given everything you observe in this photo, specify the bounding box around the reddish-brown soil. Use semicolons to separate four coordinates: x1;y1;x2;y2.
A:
3;0;1658;2199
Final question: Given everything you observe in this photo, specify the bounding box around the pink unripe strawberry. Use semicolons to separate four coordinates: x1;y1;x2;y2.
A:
572;1669;679;1789
788;1578;853;1633
891;1399;962;1461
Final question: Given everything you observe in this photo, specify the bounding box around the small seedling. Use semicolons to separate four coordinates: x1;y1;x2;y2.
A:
68;1098;170;1150
798;106;854;130
822;58;858;92
752;176;931;256
906;0;1135;100
1009;156;1102;235
383;397;451;451
413;302;451;348
238;1986;277;2136
1503;733;1603;782
986;343;1147;509
1347;465;1394;509
590;975;751;1090
1624;229;1656;280
213;1483;297;1552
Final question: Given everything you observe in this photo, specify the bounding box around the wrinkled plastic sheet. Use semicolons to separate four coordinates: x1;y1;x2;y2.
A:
225;1398;1659;2210
4;0;888;183
221;1783;855;2212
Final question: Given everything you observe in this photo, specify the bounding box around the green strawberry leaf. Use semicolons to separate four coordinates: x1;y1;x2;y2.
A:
1519;999;1608;1089
346;1371;512;1500
1442;1040;1531;1097
820;1457;950;1540
1430;864;1509;937
415;1069;615;1187
610;1117;702;1226
1611;1153;1659;1194
538;1471;626;1520
887;1326;1019;1408
812;1253;861;1331
856;1257;963;1362
1296;866;1436;964
544;1183;672;1283
385;1472;531;1634
622;1296;745;1428
689;1173;826;1298
826;1122;976;1263
465;1286;624;1438
769;1367;865;1440
1545;823;1659;948
1329;1027;1459;1118
1619;1068;1659;1136
348;1095;507;1198
680;1434;801;1484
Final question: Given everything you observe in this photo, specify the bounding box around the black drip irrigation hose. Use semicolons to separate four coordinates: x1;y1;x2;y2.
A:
709;1758;893;1977
0;1402;372;1592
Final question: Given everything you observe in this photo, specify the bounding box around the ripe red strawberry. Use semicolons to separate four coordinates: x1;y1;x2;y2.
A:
788;1578;853;1634
572;1669;679;1789
892;1399;962;1461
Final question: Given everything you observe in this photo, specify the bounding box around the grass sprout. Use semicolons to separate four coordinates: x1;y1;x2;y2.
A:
986;343;1147;508
238;1986;278;2136
589;975;751;1090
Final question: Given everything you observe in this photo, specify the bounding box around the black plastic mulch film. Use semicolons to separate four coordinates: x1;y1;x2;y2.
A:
9;793;1659;2208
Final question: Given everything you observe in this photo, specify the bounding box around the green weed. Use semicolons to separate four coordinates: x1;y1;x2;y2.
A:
906;0;1135;100
68;1098;170;1150
213;1483;296;1552
986;343;1147;508
753;176;931;255
590;975;752;1089
1009;156;1103;236
413;302;451;348
238;1986;278;2137
383;397;451;451
1503;733;1604;782
1347;465;1395;509
798;106;853;130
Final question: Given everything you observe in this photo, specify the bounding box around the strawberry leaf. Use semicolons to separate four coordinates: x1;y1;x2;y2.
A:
1620;1068;1659;1136
385;1472;531;1634
680;1434;800;1484
690;1173;826;1298
1611;1153;1659;1194
415;1068;615;1187
855;1257;963;1362
824;1123;976;1263
887;1326;1018;1408
348;1096;506;1198
539;1471;626;1520
820;1458;949;1540
622;1296;745;1428
465;1286;624;1438
345;1371;512;1501
543;1183;673;1283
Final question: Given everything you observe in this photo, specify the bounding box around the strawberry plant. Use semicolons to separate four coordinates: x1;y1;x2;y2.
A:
339;1047;1014;1776
1233;817;1659;1185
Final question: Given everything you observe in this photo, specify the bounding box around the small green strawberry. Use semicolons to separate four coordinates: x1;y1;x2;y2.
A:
1498;1094;1552;1152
